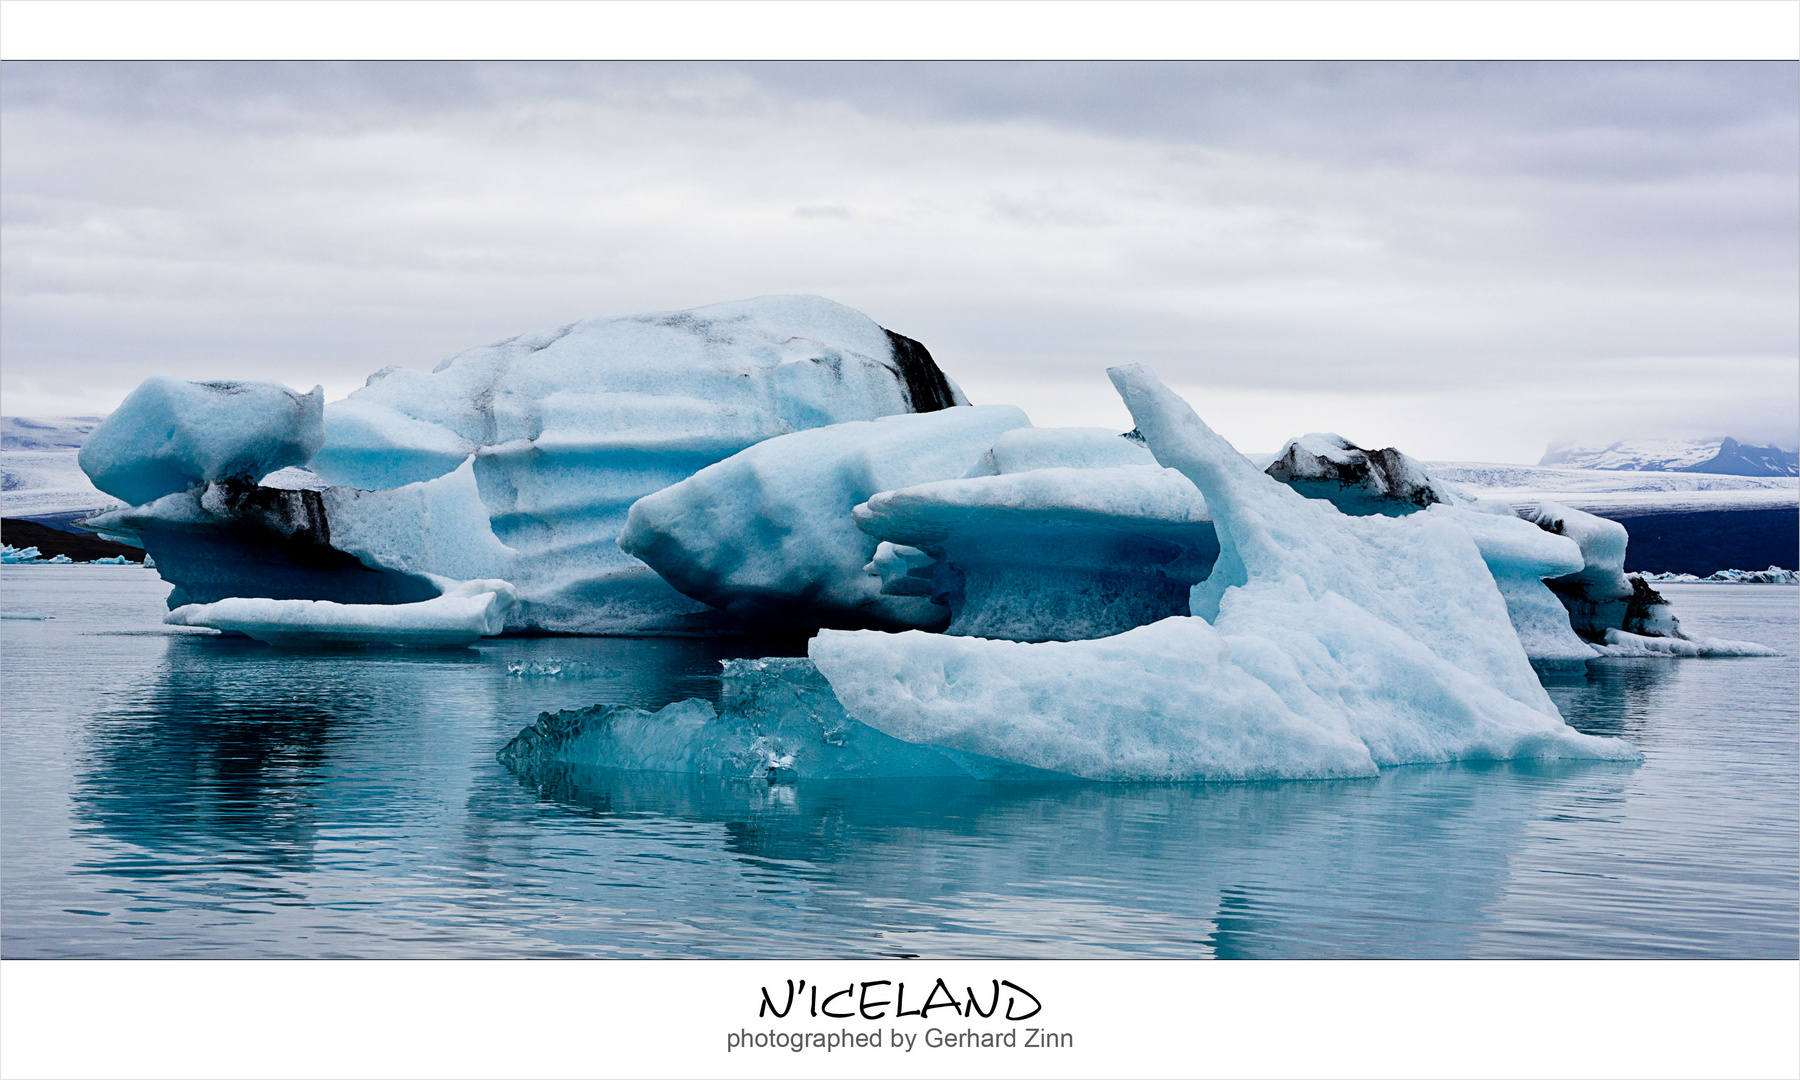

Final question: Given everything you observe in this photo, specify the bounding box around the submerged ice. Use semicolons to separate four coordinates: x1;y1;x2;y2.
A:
498;656;1066;781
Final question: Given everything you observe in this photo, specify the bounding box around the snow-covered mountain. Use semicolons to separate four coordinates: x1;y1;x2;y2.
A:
1540;437;1799;477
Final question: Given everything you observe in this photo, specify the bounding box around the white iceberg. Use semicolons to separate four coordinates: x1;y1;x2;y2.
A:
303;295;968;633
1593;629;1779;658
165;578;516;647
1256;433;1596;664
811;619;1378;780
75;297;965;633
806;366;1639;781
78;377;324;507
619;405;1028;631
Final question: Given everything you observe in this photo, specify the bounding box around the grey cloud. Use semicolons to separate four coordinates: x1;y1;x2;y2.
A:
738;61;1799;178
1;61;1793;459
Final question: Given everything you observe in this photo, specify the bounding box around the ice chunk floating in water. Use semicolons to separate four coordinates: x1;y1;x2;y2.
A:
165;578;515;647
1592;630;1778;658
506;659;622;679
808;366;1640;781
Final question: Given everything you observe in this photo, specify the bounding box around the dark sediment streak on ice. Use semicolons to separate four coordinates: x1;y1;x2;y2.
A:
882;329;958;413
132;479;439;608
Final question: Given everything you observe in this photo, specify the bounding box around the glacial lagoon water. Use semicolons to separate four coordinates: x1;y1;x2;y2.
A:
2;565;1795;958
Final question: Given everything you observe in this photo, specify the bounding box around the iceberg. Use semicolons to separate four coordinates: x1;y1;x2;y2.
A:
1526;502;1681;640
1258;429;1598;659
303;295;967;633
79;297;963;633
618;405;1029;631
811;619;1380;781
1255;440;1644;665
1265;432;1448;515
78;377;324;507
806;366;1638;781
852;461;1216;641
497;656;1067;781
1593;629;1779;658
84;458;508;609
622;414;1217;641
165;578;516;647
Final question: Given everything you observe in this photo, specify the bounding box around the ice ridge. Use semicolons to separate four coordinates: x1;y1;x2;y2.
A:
806;366;1640;781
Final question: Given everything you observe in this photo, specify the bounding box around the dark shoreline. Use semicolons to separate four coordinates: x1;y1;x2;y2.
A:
1;518;146;562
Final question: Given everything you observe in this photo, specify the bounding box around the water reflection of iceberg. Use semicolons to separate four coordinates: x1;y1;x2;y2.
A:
53;621;1644;958
63;633;796;889
499;755;1634;957
1542;658;1683;745
68;636;486;877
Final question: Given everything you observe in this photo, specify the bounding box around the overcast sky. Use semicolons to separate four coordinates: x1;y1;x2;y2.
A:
2;61;1794;461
